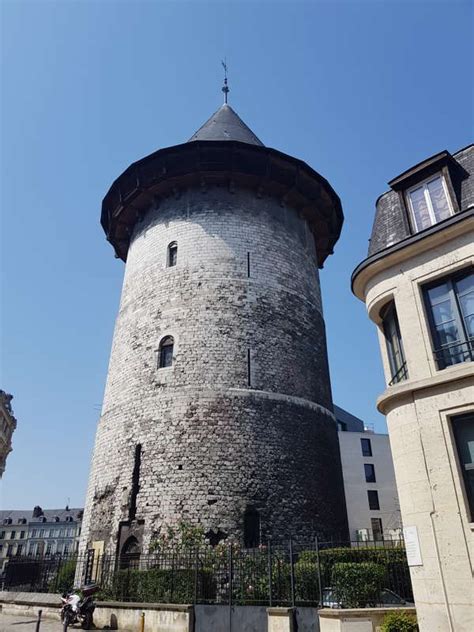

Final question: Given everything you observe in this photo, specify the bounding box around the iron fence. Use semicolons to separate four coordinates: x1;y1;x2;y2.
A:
1;538;413;607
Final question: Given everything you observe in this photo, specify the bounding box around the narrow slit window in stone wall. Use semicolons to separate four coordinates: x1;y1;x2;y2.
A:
159;336;174;368
167;242;178;267
247;348;252;387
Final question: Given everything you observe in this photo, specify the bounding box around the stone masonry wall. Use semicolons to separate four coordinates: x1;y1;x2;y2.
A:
80;186;348;553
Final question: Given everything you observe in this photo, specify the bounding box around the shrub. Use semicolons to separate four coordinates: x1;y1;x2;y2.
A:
381;611;418;632
331;562;386;608
49;559;77;594
294;561;319;603
101;567;215;604
313;546;412;602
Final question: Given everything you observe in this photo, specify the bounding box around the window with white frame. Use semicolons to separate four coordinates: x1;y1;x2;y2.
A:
407;174;453;232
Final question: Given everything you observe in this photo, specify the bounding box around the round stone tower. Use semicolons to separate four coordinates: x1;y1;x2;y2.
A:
81;102;348;556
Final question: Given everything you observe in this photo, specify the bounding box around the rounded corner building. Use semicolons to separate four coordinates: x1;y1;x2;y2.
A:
81;99;348;558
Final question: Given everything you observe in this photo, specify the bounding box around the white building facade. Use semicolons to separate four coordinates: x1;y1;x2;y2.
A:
352;145;473;631
338;429;402;542
335;406;402;541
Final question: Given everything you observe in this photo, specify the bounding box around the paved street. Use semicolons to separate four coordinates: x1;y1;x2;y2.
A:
0;614;63;632
0;613;123;632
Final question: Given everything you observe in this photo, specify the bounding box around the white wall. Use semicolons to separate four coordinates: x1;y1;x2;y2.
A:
338;431;402;540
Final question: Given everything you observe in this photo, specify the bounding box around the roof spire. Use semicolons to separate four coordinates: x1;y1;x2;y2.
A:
221;59;229;104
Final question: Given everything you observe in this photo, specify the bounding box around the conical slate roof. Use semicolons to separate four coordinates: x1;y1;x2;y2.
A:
188;104;264;146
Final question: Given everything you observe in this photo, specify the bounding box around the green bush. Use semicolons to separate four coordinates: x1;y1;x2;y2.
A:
381;611;418;632
332;562;386;608
101;567;215;604
49;559;77;594
294;561;319;603
311;546;412;602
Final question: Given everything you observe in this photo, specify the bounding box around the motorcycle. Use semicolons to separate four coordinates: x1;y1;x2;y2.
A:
60;583;98;630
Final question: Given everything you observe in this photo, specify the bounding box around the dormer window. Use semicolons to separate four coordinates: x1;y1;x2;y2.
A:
407;174;453;232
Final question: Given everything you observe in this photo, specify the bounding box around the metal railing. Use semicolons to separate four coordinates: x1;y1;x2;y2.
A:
1;538;413;608
434;339;474;370
388;361;408;386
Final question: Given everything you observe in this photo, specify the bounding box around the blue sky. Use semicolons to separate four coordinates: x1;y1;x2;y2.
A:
1;0;472;509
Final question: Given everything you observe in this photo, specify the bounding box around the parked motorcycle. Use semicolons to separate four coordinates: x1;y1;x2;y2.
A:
60;583;98;630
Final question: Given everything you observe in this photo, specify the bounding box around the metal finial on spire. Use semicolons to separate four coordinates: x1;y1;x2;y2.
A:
221;59;229;104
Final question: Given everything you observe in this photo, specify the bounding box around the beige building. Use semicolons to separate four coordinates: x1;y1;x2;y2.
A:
0;390;16;478
352;144;473;631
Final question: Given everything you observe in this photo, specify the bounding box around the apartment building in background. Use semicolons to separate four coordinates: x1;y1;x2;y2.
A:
0;507;83;570
335;405;402;541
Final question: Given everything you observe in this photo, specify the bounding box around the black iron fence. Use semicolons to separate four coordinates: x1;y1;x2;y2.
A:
1;538;413;608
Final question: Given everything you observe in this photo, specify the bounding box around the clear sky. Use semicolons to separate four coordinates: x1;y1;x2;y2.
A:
1;0;472;509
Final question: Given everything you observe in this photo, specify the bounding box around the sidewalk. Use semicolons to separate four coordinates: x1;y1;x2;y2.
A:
0;612;124;631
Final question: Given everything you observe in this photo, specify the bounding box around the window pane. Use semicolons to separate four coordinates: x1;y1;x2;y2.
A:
435;321;459;347
371;518;383;541
365;463;376;483
361;438;372;457
409;187;432;231
382;302;408;384
452;414;474;521
455;274;474;338
427;177;451;222
367;490;380;510
160;342;173;368
427;282;450;307
430;299;455;326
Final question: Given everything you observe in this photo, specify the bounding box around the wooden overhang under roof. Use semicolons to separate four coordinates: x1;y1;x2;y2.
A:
101;140;344;269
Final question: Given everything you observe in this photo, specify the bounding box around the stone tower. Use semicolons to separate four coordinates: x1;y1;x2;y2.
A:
81;102;348;556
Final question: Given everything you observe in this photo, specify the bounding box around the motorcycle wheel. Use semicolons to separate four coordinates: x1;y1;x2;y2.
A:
62;613;73;632
81;611;93;630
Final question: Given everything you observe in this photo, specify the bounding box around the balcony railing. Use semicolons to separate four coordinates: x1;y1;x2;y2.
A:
434;339;474;370
388;361;408;386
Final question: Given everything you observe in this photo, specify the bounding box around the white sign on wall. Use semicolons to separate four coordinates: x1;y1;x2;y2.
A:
403;525;423;566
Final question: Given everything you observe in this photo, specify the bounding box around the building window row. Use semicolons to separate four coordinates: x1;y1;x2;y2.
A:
381;267;473;381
